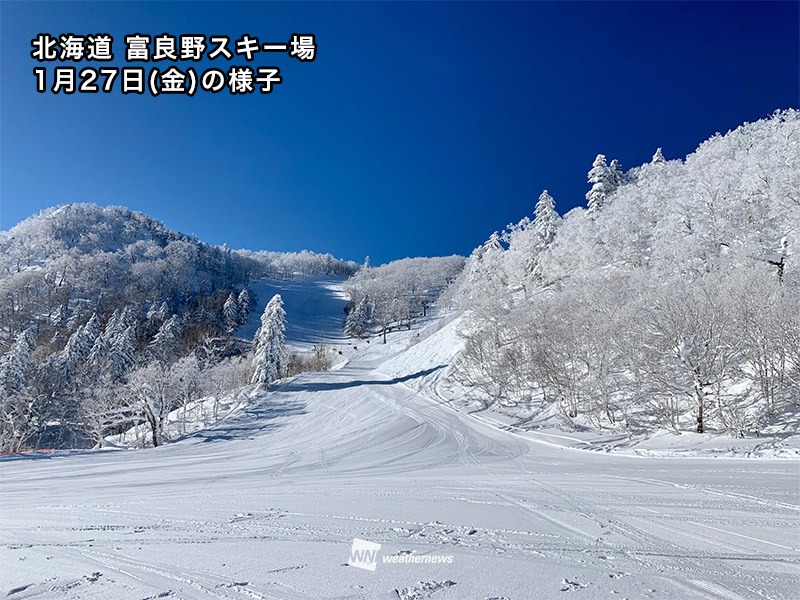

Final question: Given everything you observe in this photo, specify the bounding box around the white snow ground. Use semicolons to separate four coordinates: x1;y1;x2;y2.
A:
2;278;799;600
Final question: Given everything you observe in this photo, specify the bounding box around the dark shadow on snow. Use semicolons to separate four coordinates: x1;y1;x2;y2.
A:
279;365;446;393
185;398;308;444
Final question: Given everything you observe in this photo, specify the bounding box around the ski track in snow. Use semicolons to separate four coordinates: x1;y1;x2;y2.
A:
2;278;799;599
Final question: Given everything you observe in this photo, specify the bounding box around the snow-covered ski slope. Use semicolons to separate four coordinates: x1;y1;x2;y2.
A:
2;278;799;600
237;276;349;347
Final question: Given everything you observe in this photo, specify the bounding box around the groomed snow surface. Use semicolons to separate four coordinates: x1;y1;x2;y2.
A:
2;277;799;600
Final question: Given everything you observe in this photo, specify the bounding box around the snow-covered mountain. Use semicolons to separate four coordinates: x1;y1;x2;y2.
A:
447;109;800;439
0;204;359;451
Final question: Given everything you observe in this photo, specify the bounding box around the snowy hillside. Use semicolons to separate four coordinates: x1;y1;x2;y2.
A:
0;205;359;452
447;109;800;440
2;297;798;599
237;276;349;346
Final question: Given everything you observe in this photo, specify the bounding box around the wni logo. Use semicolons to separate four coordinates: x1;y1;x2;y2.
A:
348;538;381;571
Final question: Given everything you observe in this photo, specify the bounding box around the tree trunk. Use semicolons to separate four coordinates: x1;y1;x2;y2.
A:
696;402;704;434
144;408;159;447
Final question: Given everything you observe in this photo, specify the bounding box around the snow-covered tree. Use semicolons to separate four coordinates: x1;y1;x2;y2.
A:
460;232;507;308
146;301;169;323
451;110;800;437
586;154;621;214
107;324;137;382
0;330;34;395
532;190;560;249
251;294;287;386
609;158;624;188
501;190;562;294
345;295;371;338
147;314;182;364
124;363;174;447
0;330;39;451
223;292;240;333
344;255;464;339
237;288;251;323
57;313;101;379
651;147;666;164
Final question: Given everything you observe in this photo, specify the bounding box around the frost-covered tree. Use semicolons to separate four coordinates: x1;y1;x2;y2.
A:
124;363;174;447
344;255;464;339
586;154;621;214
532;190;560;248
651;147;666;164
237;288;252;323
345;295;371;338
147;314;182;364
0;330;34;395
107;324;137;382
251;294;287;386
0;330;39;451
609;158;624;188
57;313;101;379
223;292;240;333
146;301;169;323
501;190;562;295
460;232;508;308
451;110;800;437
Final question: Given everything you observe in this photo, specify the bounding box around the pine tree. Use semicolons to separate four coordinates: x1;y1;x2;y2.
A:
107;325;136;382
51;304;68;328
345;295;371;338
223;292;240;333
146;301;169;322
147;315;182;363
651;147;666;164
88;309;128;375
609;159;624;188
58;313;101;378
586;154;617;214
0;330;34;395
525;190;562;280
251;294;287;386
237;288;251;324
533;190;560;248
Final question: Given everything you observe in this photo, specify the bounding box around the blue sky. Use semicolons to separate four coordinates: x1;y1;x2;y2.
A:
1;1;798;265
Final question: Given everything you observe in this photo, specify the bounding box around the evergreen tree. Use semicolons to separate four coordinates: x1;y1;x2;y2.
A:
345;295;371;338
223;292;240;333
526;190;562;280
146;301;169;322
107;325;136;382
0;330;34;395
533;190;560;248
237;288;252;324
58;313;101;378
651;147;666;164
609;159;624;188
51;304;68;328
586;154;618;214
147;315;182;364
251;294;287;386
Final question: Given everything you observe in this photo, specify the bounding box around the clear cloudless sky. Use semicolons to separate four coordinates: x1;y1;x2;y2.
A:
1;1;798;264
